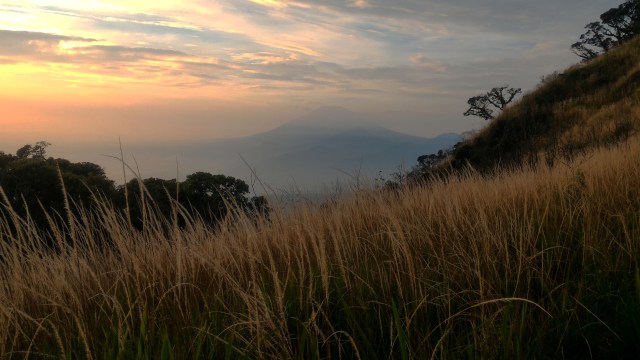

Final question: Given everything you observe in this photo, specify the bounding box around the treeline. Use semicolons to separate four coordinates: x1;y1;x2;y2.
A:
0;142;268;239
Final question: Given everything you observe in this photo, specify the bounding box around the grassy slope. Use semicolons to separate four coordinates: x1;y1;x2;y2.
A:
1;40;640;359
451;36;640;171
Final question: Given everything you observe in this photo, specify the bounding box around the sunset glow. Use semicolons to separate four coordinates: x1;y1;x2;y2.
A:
0;0;612;173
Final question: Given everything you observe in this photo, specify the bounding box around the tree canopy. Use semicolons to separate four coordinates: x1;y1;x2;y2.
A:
464;86;522;121
0;144;116;236
0;143;269;242
571;0;640;61
15;141;50;160
117;172;266;229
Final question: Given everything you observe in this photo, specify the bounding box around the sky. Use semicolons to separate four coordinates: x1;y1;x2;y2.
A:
0;0;615;175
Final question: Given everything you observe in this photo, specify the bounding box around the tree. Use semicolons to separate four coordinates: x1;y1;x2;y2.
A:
0;141;116;240
116;172;267;229
15;141;51;159
116;177;178;228
417;149;449;170
181;172;250;222
0;151;17;170
571;0;640;61
15;145;32;159
248;195;270;218
2;141;269;237
464;86;522;121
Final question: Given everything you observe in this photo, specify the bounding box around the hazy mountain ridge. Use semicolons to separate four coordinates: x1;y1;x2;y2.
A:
175;107;460;190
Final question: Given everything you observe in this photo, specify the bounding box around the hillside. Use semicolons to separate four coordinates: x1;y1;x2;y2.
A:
2;36;640;360
450;36;640;171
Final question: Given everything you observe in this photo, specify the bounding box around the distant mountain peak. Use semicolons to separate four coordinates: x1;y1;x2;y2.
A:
284;106;381;131
307;106;353;117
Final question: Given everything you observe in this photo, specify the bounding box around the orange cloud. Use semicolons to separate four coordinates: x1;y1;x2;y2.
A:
247;0;287;8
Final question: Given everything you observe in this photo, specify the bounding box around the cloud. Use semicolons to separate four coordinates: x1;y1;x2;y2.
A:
39;5;201;31
0;0;614;129
352;0;369;9
0;29;96;43
410;54;447;72
0;29;189;67
247;0;287;8
0;30;97;58
76;45;186;60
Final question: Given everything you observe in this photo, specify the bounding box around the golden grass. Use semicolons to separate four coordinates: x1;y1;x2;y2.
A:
1;135;640;358
452;36;640;173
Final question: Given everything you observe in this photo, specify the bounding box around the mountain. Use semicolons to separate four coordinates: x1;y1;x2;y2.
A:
180;107;460;190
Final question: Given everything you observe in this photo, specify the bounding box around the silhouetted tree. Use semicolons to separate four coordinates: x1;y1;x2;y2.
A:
117;172;265;229
116;177;178;229
15;145;32;159
0;143;115;240
464;86;522;121
417;149;449;170
1;143;269;240
248;195;270;218
572;0;640;61
181;172;249;223
16;141;50;160
0;151;17;170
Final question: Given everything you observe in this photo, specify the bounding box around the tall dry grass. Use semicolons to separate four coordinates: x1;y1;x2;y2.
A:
1;137;640;358
452;36;640;172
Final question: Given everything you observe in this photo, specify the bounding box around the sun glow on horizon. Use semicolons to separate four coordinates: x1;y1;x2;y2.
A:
0;0;610;148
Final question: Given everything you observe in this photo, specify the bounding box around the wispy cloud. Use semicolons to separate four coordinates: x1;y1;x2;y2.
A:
0;0;616;144
0;30;97;59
